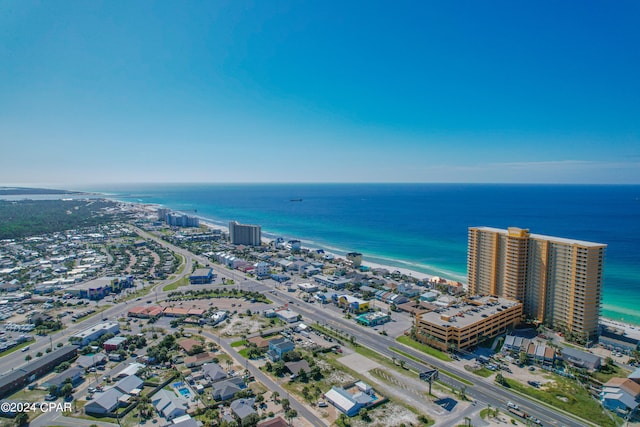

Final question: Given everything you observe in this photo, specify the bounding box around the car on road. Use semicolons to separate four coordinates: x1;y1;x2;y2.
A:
507;401;518;409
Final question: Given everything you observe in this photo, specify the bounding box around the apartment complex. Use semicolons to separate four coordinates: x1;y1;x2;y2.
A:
166;213;199;228
467;226;606;340
414;296;522;352
229;221;262;246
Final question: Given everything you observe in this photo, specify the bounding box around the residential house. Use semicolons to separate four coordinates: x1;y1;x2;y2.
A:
246;336;270;350
285;360;311;377
178;338;203;355
112;363;144;380
266;338;295;362
397;284;420;297
85;388;124;415
230;398;256;421
324;383;376;417
202;363;228;383
77;353;107;370
211;377;246;401
152;389;189;420
42;367;84;392
113;375;144;395
561;347;602;371
257;417;289;427
184;352;216;368
172;415;199;427
601;378;640;414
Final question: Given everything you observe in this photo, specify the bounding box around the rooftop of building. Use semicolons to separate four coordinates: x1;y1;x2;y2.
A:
470;226;607;248
190;268;212;277
417;296;521;329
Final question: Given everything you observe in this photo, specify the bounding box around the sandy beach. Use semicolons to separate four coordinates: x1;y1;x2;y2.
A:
162;206;640;334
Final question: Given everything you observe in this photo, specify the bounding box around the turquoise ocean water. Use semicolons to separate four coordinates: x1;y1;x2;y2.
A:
86;183;640;325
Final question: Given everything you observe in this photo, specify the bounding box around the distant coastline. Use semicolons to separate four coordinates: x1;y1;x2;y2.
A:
69;183;640;328
0;186;84;196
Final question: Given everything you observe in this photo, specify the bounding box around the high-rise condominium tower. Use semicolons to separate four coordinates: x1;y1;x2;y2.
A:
229;221;262;246
467;226;606;341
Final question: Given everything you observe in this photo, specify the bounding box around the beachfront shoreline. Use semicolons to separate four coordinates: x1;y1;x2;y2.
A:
120;199;640;331
192;216;640;334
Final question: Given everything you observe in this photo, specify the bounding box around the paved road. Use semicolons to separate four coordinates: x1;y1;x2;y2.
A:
199;330;327;427
146;230;593;427
8;227;593;427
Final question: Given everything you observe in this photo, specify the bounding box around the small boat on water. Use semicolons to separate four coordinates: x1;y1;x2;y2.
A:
290;198;303;202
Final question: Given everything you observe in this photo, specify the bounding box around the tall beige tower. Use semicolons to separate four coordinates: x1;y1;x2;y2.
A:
468;226;606;341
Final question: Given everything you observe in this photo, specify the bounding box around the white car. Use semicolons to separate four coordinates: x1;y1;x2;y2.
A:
507;401;518;409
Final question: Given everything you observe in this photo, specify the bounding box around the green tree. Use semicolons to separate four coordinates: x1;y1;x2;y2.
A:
14;412;28;427
241;413;260;427
60;383;74;398
298;369;308;383
285;409;298;424
48;384;58;397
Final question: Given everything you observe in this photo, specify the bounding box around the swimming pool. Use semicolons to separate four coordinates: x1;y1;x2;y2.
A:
173;382;191;398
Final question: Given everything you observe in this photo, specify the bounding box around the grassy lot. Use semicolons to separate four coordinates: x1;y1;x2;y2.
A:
465;366;493;378
396;336;452;361
591;364;631;384
73;305;112;323
8;388;47;402
389;346;473;386
168;289;271;304
174;254;185;275
503;376;619;427
163;276;189;292
230;340;247;347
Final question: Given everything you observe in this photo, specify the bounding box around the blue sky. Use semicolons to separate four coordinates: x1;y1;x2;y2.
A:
1;1;639;185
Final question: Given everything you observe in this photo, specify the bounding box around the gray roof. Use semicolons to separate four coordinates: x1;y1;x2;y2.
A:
113;375;143;394
202;363;227;382
44;366;84;388
172;417;198;427
212;377;245;400
86;388;123;413
230;398;256;420
77;353;107;368
0;345;78;392
628;367;640;380
152;389;188;418
561;347;602;369
285;360;311;375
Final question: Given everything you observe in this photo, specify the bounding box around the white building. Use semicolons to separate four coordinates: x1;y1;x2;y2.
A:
72;322;120;346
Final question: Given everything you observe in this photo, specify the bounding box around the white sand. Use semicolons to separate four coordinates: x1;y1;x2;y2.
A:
166;206;637;331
